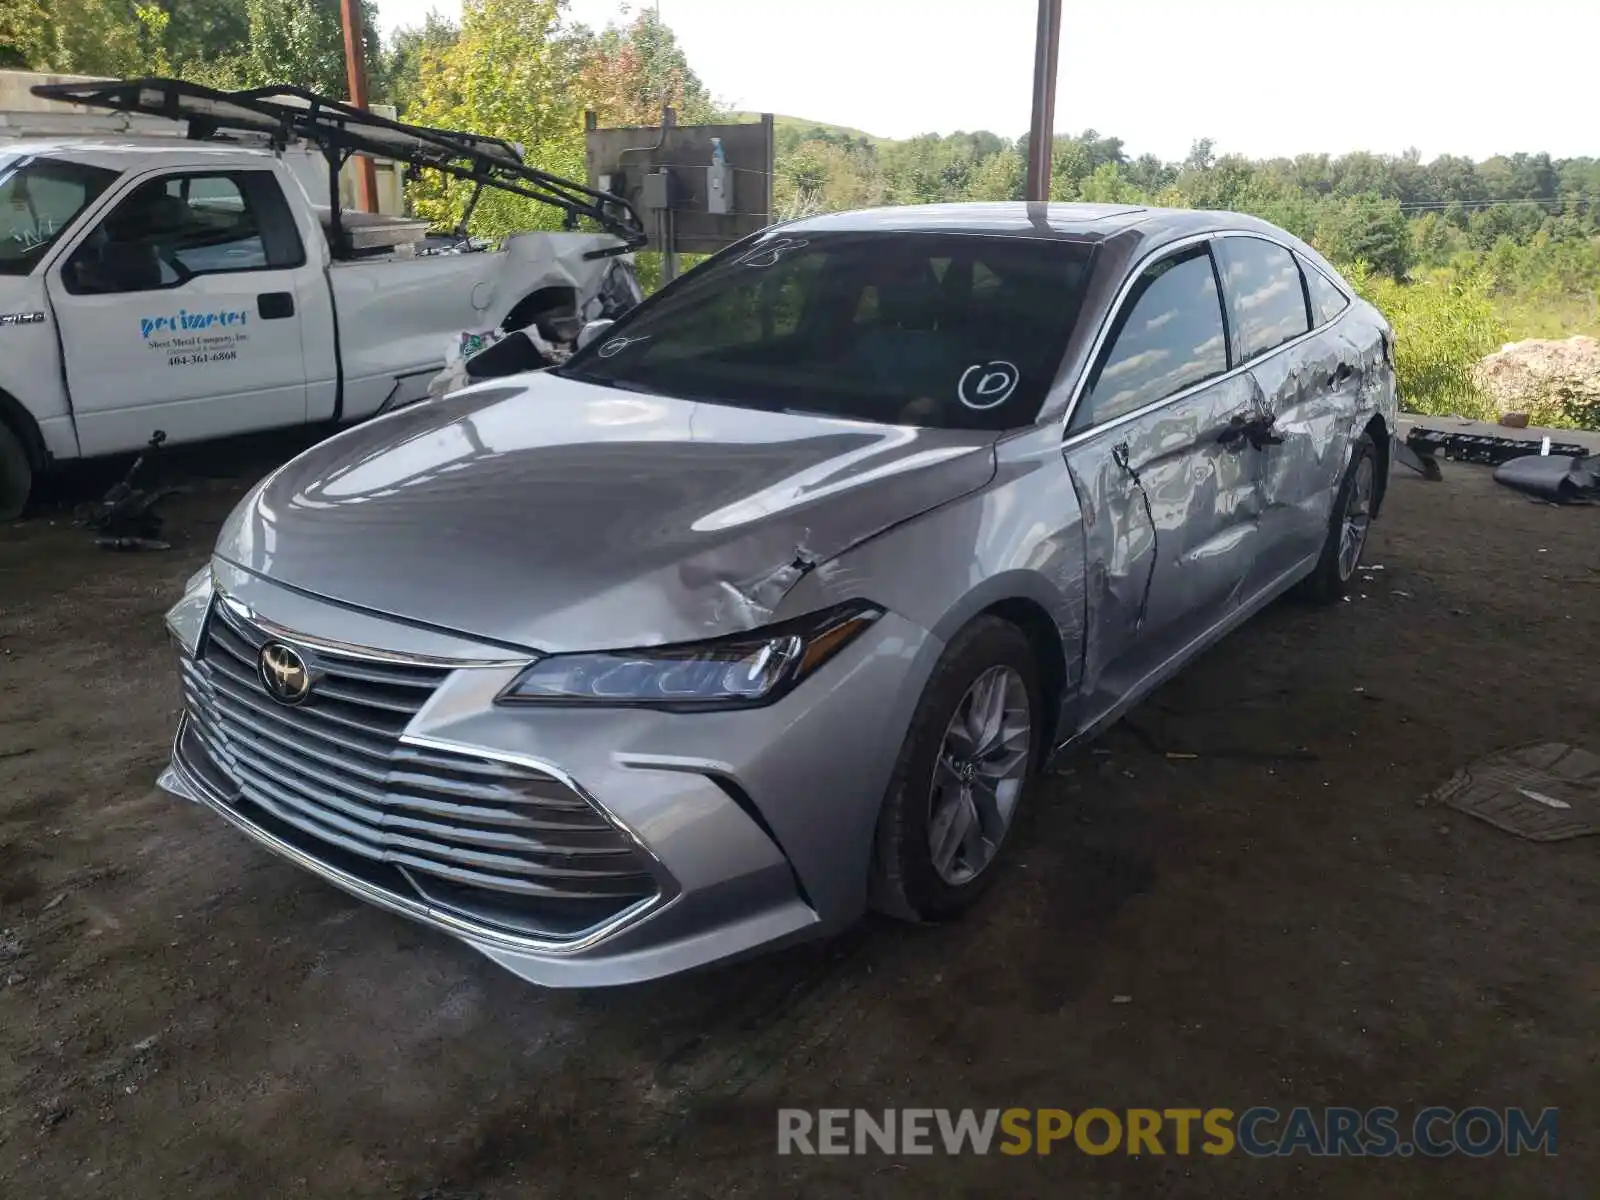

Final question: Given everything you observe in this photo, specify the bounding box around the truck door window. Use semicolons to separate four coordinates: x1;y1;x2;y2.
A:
64;170;305;295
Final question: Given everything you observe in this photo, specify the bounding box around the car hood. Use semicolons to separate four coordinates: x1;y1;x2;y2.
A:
217;372;997;652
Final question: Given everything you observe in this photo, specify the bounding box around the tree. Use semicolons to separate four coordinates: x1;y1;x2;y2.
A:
384;13;459;115
0;0;50;68
199;0;382;97
400;0;587;236
571;6;715;127
1317;195;1414;282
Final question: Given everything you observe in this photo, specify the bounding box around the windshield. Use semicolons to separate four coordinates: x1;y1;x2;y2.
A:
0;154;119;277
557;231;1096;430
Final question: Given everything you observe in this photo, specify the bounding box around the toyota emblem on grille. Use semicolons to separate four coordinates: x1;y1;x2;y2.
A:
258;642;312;705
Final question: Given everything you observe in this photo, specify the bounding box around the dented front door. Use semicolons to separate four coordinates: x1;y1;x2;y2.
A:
1064;371;1266;723
1061;239;1267;726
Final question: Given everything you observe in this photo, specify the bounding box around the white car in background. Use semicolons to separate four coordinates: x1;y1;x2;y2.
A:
0;78;644;519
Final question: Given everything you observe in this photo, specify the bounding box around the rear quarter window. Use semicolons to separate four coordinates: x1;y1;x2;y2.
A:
1298;254;1351;326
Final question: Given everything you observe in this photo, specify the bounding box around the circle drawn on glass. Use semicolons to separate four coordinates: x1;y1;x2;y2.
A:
958;361;1020;410
736;237;808;268
598;335;649;358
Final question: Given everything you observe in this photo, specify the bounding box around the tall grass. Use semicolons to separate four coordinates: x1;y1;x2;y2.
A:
1343;263;1507;421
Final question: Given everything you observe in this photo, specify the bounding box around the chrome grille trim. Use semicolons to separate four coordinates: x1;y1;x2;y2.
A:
179;601;667;940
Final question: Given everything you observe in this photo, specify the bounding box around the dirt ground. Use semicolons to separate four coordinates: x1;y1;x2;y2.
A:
1;443;1596;1198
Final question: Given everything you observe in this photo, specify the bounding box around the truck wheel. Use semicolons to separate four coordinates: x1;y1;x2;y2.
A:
0;420;31;522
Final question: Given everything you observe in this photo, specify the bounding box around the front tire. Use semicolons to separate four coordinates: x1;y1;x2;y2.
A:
870;617;1043;922
0;420;32;522
1297;431;1378;604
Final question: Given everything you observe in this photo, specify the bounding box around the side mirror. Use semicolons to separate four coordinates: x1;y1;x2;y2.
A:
576;318;615;351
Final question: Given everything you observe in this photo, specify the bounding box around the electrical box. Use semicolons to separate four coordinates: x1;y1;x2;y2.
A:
585;111;774;254
706;164;731;215
642;170;673;211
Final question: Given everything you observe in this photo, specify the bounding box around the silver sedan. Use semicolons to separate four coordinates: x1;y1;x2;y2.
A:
162;203;1396;986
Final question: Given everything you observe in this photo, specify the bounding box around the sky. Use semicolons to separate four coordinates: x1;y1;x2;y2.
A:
375;0;1598;162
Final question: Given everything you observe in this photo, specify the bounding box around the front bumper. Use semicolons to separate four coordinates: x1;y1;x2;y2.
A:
160;569;939;987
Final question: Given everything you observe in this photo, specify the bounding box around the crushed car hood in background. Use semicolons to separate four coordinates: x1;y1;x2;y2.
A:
216;373;997;652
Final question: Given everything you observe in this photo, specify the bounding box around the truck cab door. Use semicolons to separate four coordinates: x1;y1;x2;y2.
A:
44;168;311;457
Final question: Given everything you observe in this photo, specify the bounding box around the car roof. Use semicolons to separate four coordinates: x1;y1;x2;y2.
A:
781;201;1245;243
1;137;283;174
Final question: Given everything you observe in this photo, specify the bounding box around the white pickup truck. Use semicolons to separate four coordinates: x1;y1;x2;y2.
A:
0;78;646;518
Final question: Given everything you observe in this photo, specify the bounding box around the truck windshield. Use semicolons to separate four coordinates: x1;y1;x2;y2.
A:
556;231;1096;430
0;155;119;276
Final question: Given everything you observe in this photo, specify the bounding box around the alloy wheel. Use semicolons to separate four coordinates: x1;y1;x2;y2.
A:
1337;455;1375;581
926;665;1031;886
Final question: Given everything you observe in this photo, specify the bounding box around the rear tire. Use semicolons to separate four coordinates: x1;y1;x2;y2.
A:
1297;431;1378;604
870;617;1043;922
0;420;31;522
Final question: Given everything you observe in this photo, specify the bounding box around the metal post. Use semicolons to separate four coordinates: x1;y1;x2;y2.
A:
1025;0;1062;203
659;106;678;283
340;0;379;213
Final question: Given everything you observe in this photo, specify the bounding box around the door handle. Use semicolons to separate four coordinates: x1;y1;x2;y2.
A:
1219;413;1283;450
1217;414;1252;449
257;292;295;320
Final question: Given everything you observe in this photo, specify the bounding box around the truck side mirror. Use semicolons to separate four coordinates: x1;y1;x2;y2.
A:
576;318;615;351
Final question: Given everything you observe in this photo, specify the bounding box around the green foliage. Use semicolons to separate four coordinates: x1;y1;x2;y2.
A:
1317;195;1414;282
571;6;715;126
0;0;51;68
1344;263;1506;419
400;0;585;238
190;0;382;96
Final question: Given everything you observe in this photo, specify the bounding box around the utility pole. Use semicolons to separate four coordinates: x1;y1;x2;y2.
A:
340;0;379;213
1025;0;1063;203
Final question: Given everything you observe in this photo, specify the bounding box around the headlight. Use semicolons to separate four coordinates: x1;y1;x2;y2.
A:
497;602;884;710
165;563;214;658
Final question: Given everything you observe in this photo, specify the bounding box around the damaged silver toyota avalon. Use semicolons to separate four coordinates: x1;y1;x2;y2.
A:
161;203;1396;986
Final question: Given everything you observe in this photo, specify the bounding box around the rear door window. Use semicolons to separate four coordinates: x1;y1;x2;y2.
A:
1074;245;1230;429
1214;236;1311;361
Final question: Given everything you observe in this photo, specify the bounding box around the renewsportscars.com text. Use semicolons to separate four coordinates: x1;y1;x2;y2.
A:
777;1106;1557;1158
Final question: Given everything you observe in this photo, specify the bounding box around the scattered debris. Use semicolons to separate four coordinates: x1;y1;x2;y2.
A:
1164;751;1198;760
77;430;183;551
1494;452;1599;505
1111;995;1133;1005
42;892;67;912
1407;425;1589;468
0;747;35;760
39;1102;72;1128
4;970;27;987
1499;411;1530;429
1394;434;1443;480
1434;742;1600;841
132;1034;160;1054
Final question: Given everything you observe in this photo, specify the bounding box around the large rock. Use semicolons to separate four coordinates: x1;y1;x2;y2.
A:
1473;336;1600;430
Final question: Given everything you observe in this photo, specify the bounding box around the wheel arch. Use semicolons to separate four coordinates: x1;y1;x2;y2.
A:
499;284;579;334
0;385;49;472
1363;412;1390;517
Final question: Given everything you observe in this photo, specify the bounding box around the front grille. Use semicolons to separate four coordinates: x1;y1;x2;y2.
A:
177;601;658;940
